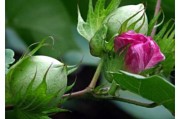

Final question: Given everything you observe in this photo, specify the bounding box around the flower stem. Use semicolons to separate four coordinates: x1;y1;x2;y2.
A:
151;0;161;37
63;59;103;98
88;59;103;89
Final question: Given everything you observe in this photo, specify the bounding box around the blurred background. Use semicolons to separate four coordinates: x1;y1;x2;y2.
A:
5;0;175;118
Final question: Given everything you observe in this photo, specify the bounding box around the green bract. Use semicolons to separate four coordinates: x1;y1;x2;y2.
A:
8;55;67;104
6;55;67;117
105;4;148;39
102;54;124;83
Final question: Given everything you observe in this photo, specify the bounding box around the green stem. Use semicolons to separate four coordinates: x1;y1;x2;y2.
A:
63;59;103;98
62;59;158;108
94;95;158;108
88;59;103;89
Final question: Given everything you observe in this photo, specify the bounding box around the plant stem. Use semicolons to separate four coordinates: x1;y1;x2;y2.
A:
88;59;103;89
63;59;103;98
62;88;90;98
94;95;158;108
151;0;161;37
62;59;159;108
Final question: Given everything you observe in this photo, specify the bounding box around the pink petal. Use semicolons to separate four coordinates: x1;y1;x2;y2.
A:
144;37;165;69
114;30;165;73
125;43;146;73
114;31;147;52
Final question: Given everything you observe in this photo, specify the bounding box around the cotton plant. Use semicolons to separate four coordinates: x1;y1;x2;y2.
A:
5;0;175;118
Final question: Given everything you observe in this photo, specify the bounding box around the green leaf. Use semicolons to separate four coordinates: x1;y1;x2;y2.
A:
5;49;15;74
6;0;78;57
77;0;121;41
110;71;175;114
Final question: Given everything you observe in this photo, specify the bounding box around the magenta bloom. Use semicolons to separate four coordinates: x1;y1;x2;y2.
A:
114;30;165;73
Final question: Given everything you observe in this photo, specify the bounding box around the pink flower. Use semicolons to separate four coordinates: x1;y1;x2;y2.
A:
114;30;165;73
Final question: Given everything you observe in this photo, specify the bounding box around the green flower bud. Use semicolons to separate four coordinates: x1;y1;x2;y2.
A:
7;56;67;107
105;4;148;40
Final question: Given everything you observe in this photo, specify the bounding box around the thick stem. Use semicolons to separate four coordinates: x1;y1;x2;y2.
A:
151;0;161;37
63;59;103;98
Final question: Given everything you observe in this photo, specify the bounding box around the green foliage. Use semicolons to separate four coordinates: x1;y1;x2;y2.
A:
110;70;175;114
102;53;124;83
6;109;51;119
155;20;175;77
6;0;79;57
5;49;15;74
141;19;175;78
89;24;108;56
77;0;121;41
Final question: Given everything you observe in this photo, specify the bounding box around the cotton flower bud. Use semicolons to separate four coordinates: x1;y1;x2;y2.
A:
114;30;165;73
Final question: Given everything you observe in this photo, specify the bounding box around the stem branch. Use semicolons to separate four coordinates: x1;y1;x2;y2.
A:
151;0;161;37
63;59;103;98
